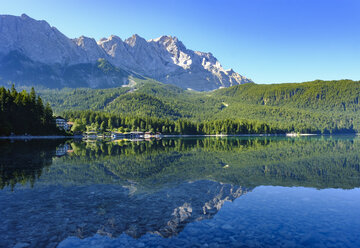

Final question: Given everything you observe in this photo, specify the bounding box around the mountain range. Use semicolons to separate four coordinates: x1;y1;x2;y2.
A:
2;14;359;134
0;14;252;91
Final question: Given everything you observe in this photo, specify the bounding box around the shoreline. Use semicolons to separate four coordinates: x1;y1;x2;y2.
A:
0;135;79;140
162;134;288;138
1;133;358;140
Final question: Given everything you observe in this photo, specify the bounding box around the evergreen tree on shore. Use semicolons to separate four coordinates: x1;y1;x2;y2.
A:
0;85;60;135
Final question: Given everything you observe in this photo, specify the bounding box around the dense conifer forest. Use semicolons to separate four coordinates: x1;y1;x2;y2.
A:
44;79;360;134
63;110;278;135
3;79;360;135
0;86;60;135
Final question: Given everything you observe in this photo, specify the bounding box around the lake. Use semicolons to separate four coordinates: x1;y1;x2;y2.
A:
1;136;360;248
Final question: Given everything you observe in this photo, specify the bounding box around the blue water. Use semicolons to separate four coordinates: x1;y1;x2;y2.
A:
0;137;360;247
58;187;360;248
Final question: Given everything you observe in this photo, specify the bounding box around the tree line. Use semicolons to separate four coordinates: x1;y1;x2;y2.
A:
63;110;286;135
0;85;61;135
63;109;357;135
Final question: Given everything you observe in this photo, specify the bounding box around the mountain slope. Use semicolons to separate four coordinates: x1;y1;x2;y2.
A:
0;51;130;88
38;79;360;115
214;79;360;112
36;79;360;132
0;14;87;64
0;14;252;91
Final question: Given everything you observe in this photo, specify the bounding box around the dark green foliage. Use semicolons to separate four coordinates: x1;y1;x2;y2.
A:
0;140;65;189
0;85;60;135
214;80;360;112
38;87;131;111
62;110;278;134
107;93;182;119
20;137;360;190
3;137;360;190
210;79;360;133
39;79;359;134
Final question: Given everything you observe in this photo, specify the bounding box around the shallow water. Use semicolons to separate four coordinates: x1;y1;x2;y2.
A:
1;136;360;247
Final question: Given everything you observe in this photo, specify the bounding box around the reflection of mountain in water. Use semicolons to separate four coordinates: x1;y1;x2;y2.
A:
0;180;250;247
1;137;360;247
159;181;248;237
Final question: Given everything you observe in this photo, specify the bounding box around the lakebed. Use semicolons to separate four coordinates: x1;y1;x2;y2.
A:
1;136;360;247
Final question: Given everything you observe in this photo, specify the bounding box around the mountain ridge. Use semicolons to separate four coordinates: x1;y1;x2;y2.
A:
0;14;252;91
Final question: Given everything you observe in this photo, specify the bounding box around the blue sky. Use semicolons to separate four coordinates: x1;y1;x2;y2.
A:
2;0;360;84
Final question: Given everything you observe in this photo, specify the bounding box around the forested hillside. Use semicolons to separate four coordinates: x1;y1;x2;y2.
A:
33;79;360;134
214;80;360;112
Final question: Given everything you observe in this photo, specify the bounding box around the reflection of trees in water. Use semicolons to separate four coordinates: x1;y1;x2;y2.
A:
1;137;360;190
2;137;359;247
0;140;66;189
70;138;274;157
58;137;360;189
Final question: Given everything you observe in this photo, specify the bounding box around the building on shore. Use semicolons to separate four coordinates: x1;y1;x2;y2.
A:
55;116;72;131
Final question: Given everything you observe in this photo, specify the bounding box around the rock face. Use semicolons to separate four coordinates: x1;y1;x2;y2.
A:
0;14;87;65
73;36;107;62
0;14;252;90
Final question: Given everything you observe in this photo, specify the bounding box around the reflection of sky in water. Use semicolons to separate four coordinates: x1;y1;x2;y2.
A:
2;137;360;247
59;186;360;248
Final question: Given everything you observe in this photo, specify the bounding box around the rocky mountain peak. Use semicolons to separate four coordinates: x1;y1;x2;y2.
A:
97;35;123;49
97;34;140;70
125;34;148;47
108;35;123;42
226;68;235;74
74;36;106;62
152;35;182;45
74;36;96;47
0;14;253;91
152;35;187;55
20;13;32;20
